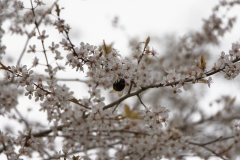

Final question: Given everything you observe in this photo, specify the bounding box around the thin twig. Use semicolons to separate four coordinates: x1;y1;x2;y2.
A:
44;141;122;160
189;136;234;160
32;124;66;137
112;103;119;114
13;106;29;130
16;0;59;67
57;78;88;83
137;94;147;109
103;56;240;110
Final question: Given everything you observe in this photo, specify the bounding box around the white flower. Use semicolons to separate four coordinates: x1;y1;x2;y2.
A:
25;85;34;99
12;1;24;10
0;44;6;55
88;88;101;98
170;86;182;99
27;45;36;53
206;77;213;88
37;30;49;40
32;57;39;67
34;0;45;6
34;89;45;101
229;43;240;58
49;42;59;53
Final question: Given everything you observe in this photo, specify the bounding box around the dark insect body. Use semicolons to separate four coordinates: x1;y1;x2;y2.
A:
113;79;125;91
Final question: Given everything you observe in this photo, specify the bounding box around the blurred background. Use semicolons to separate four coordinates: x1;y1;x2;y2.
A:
1;0;240;159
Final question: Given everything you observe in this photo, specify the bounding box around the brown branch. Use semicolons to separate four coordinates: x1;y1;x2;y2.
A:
189;136;234;160
32;124;66;137
103;57;240;110
44;141;122;160
13;106;30;130
137;94;147;109
57;78;88;83
189;136;234;147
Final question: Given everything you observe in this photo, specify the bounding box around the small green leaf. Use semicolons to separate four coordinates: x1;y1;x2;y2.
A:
144;36;150;49
72;155;80;160
200;55;206;69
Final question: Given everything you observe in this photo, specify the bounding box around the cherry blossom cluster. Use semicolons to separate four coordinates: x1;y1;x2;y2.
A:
61;39;157;95
215;43;240;80
0;84;22;113
142;106;170;133
158;41;240;99
0;131;18;159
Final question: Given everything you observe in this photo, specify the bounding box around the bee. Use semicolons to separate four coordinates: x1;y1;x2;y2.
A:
113;78;125;91
110;78;125;97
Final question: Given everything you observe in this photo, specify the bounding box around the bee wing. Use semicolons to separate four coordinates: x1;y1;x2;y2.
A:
109;89;117;93
118;91;123;97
